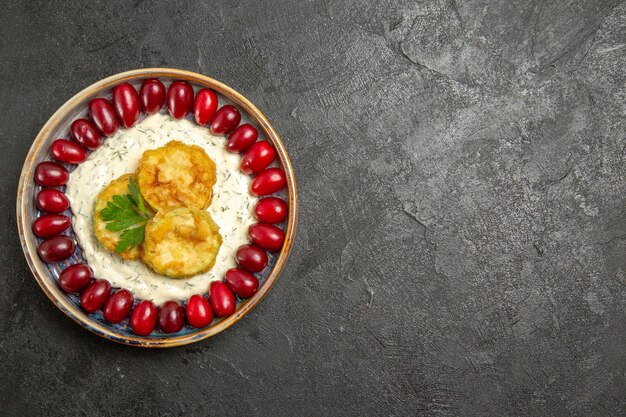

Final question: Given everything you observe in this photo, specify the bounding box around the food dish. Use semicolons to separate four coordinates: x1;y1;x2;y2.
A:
17;69;297;347
67;112;259;303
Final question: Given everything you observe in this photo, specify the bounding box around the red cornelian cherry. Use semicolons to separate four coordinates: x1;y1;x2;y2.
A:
70;119;102;150
37;235;75;263
248;223;285;252
210;105;240;135
166;81;194;119
32;214;70;237
80;279;111;313
193;88;218;125
51;139;87;164
250;167;286;196
103;289;134;324
58;264;93;293
88;98;119;136
236;244;268;272
140;79;166;115
225;268;259;299
254;197;288;223
130;300;158;336
240;141;277;174
185;294;214;328
36;189;69;213
112;83;140;128
158;301;185;333
209;281;236;317
226;124;258;153
34;162;69;187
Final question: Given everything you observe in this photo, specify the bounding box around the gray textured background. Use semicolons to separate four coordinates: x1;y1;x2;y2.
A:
1;0;625;416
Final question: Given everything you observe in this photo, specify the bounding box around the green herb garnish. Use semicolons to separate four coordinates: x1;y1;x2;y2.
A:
100;177;152;253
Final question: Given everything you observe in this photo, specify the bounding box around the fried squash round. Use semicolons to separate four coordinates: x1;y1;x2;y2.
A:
137;140;216;211
94;174;141;260
141;207;222;278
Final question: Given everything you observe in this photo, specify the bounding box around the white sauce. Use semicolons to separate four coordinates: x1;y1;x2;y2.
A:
66;114;257;305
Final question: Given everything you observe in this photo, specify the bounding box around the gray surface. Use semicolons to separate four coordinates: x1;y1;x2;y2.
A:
1;0;624;416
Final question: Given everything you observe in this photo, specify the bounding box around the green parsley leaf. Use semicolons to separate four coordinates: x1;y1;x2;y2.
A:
115;225;146;253
99;177;152;253
127;177;147;214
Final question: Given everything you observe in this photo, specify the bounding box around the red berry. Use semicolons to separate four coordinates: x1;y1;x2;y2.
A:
185;294;214;328
240;141;277;174
236;244;268;272
34;162;69;187
193;88;218;125
250;167;286;196
254;197;288;223
112;83;140;128
248;223;285;252
80;279;111;313
88;98;119;136
51;139;87;164
208;281;236;317
130;300;158;336
166;81;194;119
36;189;69;213
225;268;259;299
37;236;75;263
32;214;70;237
70;119;102;150
226;124;258;153
58;264;93;293
103;289;134;324
140;79;166;115
210;105;241;135
158;301;185;333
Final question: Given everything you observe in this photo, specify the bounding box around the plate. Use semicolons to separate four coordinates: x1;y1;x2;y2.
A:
16;68;297;347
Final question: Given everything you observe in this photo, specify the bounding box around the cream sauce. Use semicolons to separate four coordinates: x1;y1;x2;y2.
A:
66;113;257;305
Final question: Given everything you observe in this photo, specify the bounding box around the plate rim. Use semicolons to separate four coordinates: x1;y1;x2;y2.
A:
16;68;298;348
